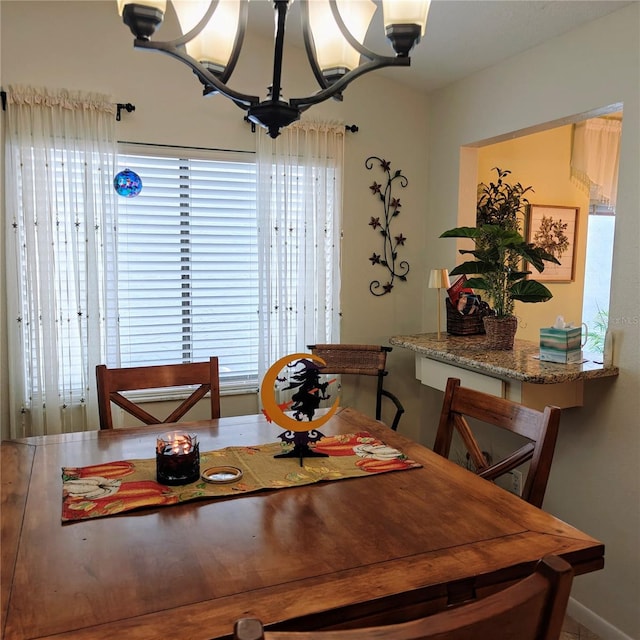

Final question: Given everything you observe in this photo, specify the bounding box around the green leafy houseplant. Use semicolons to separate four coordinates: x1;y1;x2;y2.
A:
586;306;609;354
440;224;561;318
476;167;533;231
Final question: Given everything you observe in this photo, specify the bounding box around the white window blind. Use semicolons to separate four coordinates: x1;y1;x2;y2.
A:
116;150;259;390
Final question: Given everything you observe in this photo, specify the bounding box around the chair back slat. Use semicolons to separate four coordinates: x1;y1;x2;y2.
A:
308;344;388;376
478;443;536;481
452;414;490;472
449;385;548;441
107;391;164;425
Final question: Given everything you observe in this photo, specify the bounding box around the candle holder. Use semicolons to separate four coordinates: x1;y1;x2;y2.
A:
156;431;200;485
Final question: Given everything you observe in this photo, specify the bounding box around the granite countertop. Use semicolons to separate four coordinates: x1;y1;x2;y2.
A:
389;333;619;384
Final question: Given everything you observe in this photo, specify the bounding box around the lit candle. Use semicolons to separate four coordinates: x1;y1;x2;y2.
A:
156;431;200;485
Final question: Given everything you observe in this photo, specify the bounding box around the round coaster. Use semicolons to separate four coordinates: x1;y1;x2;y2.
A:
201;466;243;484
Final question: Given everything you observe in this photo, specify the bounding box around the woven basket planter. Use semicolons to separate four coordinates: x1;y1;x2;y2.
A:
483;315;518;350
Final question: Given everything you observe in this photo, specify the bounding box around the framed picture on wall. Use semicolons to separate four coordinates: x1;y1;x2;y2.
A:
526;204;579;282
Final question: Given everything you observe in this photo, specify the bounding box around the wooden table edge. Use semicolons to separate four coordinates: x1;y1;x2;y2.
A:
16;530;603;640
1;441;37;639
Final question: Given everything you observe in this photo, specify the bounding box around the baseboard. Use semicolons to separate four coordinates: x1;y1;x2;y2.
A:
567;597;635;640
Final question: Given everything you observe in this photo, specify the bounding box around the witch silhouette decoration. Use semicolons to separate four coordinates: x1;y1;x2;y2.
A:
260;354;339;466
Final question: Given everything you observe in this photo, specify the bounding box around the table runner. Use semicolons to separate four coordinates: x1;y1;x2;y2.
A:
61;432;420;522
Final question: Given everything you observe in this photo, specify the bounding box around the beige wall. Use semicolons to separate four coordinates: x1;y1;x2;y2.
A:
475;125;591;343
426;5;640;638
0;0;428;441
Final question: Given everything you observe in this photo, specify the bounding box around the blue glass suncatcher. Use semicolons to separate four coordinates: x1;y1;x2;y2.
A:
114;168;142;197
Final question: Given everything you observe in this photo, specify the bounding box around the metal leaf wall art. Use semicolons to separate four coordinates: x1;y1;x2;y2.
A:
365;156;409;296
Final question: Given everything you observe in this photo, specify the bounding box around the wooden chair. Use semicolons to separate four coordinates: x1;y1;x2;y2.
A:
307;344;405;431
434;377;561;508
233;555;574;640
96;358;220;430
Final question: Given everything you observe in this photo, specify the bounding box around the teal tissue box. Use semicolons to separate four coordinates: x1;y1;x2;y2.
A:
539;327;582;363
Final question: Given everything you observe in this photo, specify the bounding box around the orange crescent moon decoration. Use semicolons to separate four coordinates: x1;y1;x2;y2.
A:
260;353;340;433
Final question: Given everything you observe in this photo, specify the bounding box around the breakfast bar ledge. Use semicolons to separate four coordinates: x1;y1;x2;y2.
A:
389;333;619;410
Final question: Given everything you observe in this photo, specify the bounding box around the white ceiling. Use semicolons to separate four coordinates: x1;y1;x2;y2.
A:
246;0;634;93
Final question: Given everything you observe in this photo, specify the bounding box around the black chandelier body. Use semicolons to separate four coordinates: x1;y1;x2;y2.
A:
121;0;428;138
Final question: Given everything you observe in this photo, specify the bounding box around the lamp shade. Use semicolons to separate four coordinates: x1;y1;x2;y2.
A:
382;0;431;37
173;0;240;71
428;268;450;289
308;0;377;75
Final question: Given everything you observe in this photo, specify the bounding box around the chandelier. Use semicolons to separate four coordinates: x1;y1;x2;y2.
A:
117;0;431;137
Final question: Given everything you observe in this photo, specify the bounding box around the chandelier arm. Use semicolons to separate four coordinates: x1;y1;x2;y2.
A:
218;0;249;84
133;38;260;109
299;0;332;92
290;56;409;110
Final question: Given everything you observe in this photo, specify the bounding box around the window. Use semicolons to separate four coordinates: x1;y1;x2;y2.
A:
582;202;616;351
116;149;259;390
8;124;341;439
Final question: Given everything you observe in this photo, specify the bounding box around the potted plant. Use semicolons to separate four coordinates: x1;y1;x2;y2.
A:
476;167;533;230
440;224;560;349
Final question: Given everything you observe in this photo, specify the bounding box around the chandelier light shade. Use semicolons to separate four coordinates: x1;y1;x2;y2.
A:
117;0;431;138
173;0;242;74
307;0;377;83
382;0;430;54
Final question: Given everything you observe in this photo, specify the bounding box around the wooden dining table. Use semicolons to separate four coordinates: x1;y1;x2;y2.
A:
1;407;603;640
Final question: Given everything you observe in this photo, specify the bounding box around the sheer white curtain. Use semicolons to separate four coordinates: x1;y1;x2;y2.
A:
4;86;118;437
256;122;343;380
571;117;622;206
